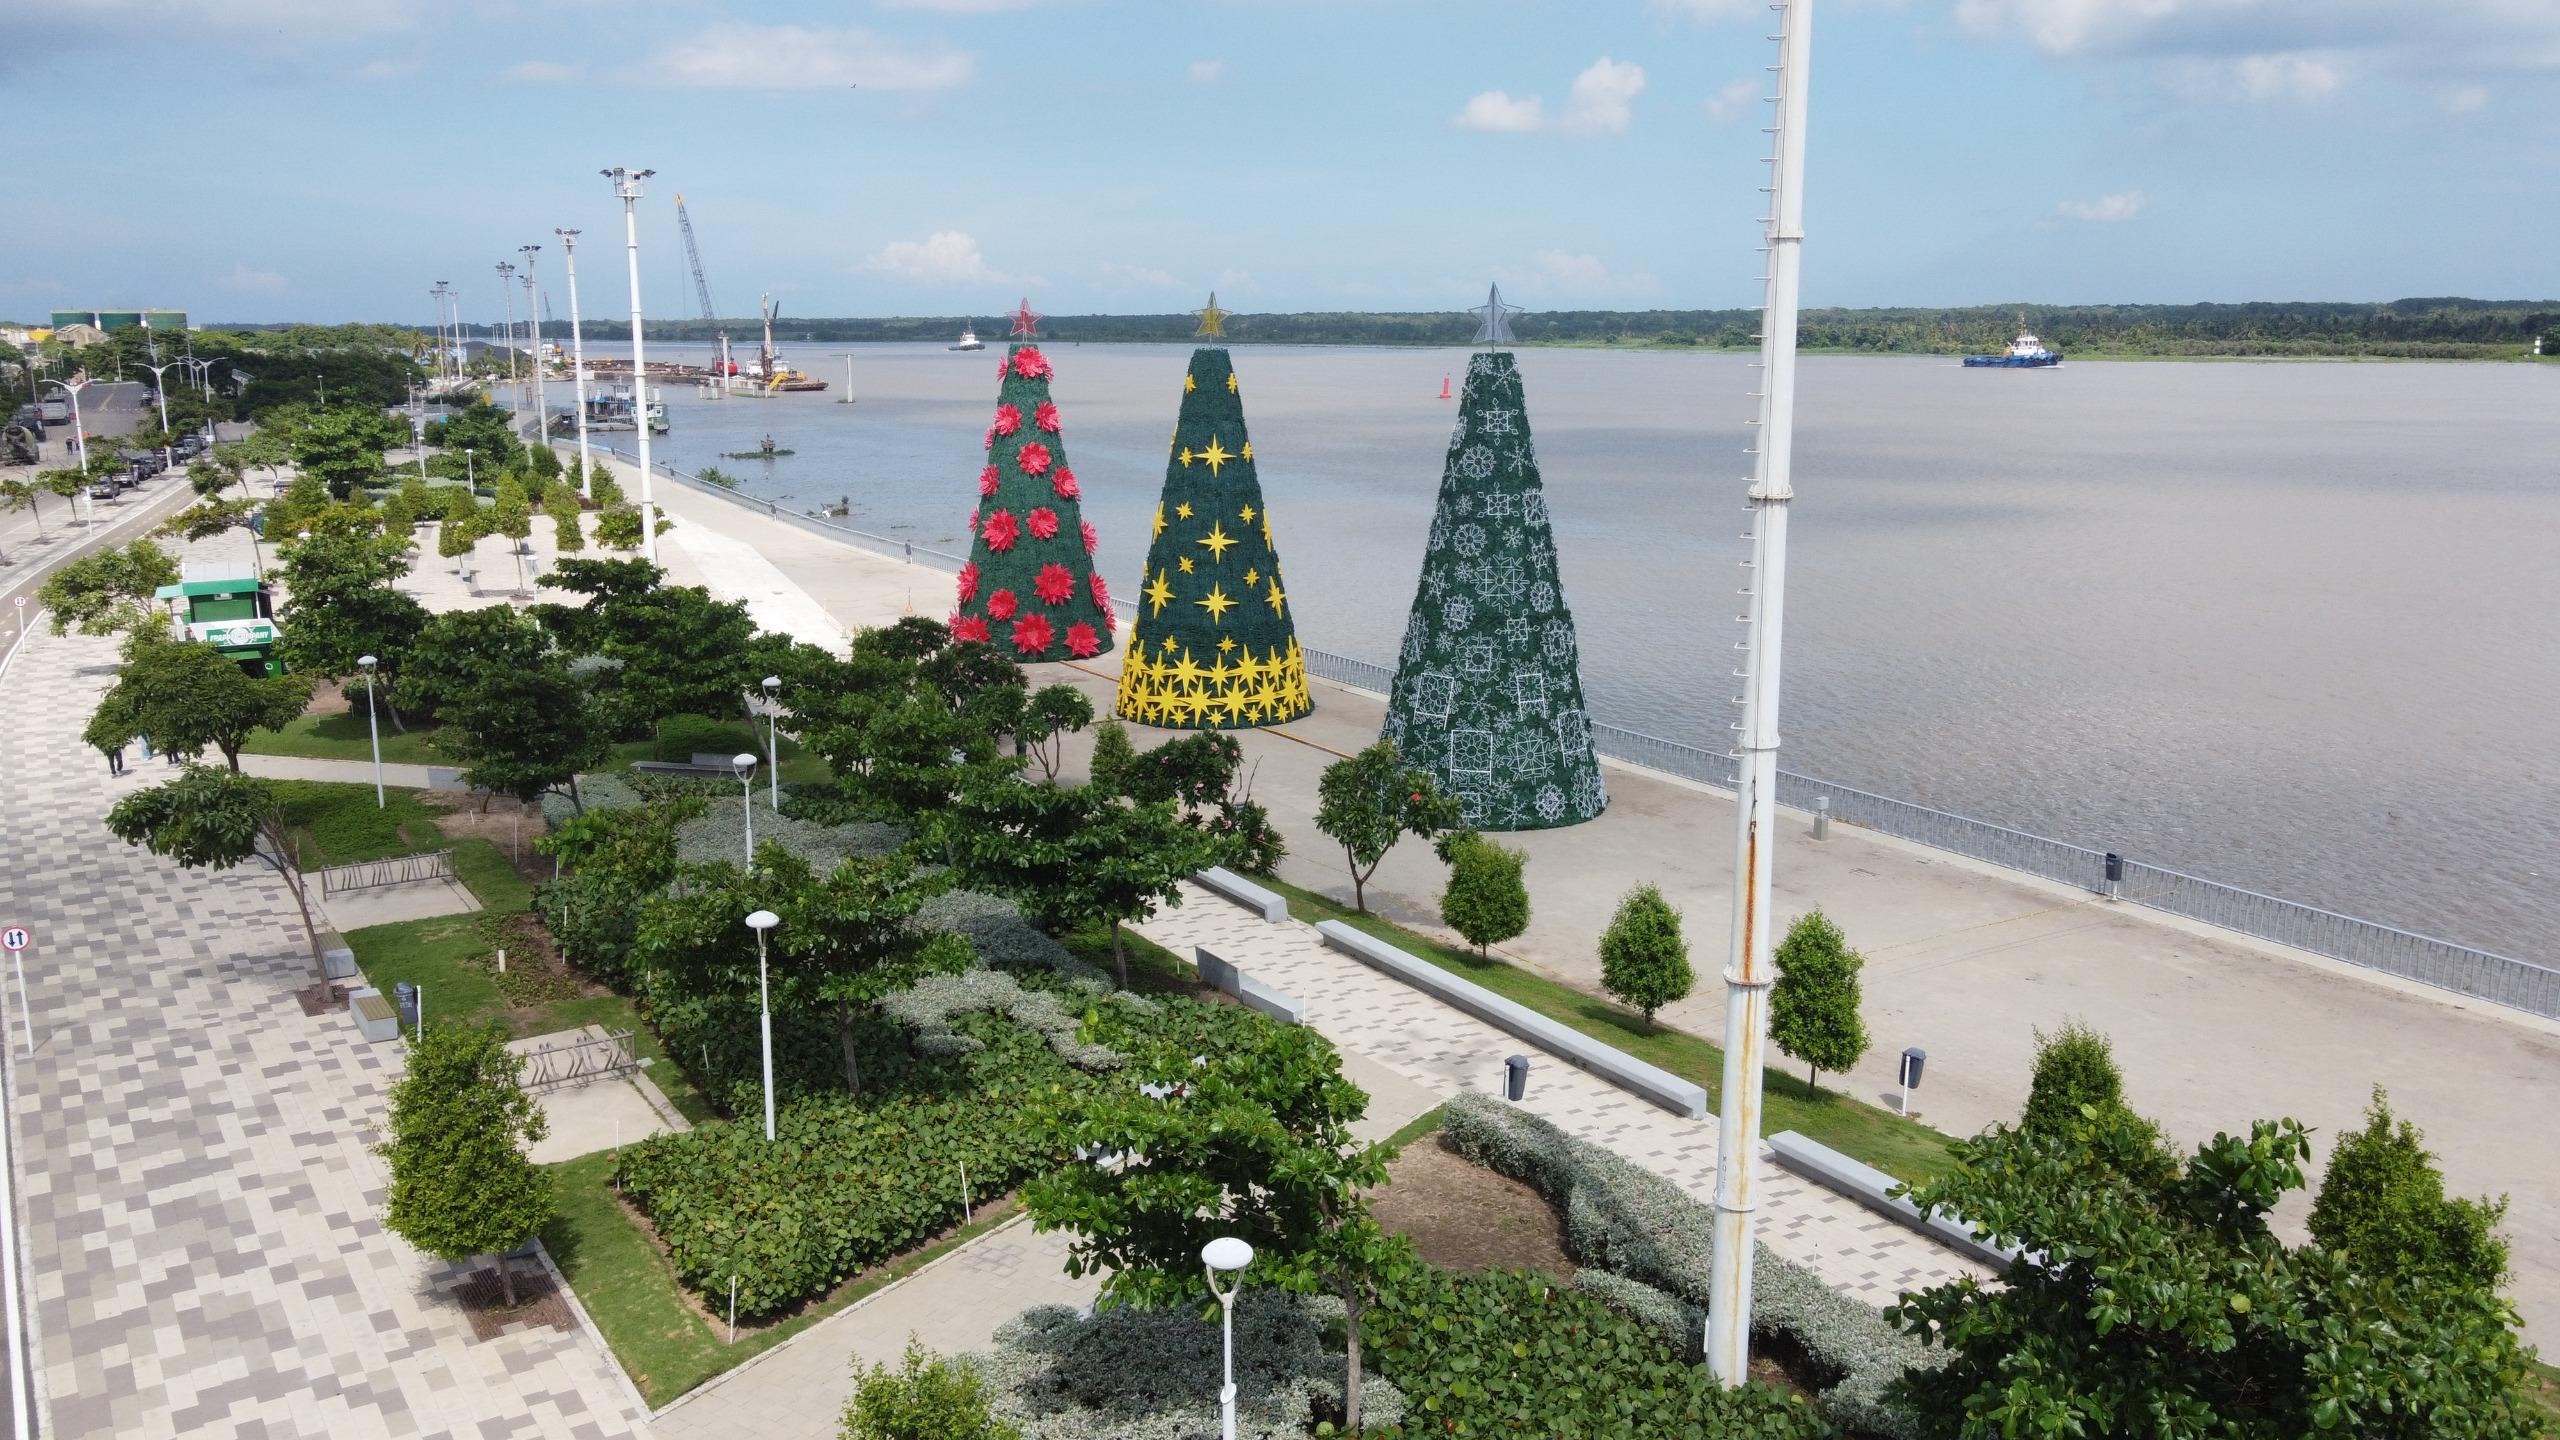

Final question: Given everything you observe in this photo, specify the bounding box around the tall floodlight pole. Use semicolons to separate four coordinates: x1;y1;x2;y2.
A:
556;228;596;497
519;244;546;437
137;359;178;469
430;282;453;384
1705;0;1813;1388
496;261;520;396
606;166;661;562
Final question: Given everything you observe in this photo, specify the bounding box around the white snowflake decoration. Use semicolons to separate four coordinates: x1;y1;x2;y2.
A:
1457;445;1495;481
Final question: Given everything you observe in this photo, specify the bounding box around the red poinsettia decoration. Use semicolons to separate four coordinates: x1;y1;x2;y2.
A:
983;425;995;452
950;613;990;645
1010;613;1055;655
1015;442;1053;477
1065;621;1101;659
1033;400;1061;433
1051;467;1080;501
1026;506;1060;541
1080;518;1099;555
1088;571;1111;613
987;588;1019;620
978;464;1000;498
956;561;980;603
992;403;1022;437
966;507;980;532
983;508;1020;552
1033;562;1076;605
1012;346;1051;380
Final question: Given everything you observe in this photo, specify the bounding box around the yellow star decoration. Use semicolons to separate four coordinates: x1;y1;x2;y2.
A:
1243;566;1259;587
1197;521;1236;563
1152;504;1165;539
1226;372;1238;394
1177;446;1193;468
1184;373;1197;392
1175;501;1194;520
1196;584;1236;621
1144;569;1176;615
1196;437;1231;475
1240;503;1256;524
1195;292;1229;339
1178;555;1195;574
1261;516;1273;549
1241;441;1254;463
1160;634;1180;653
1217;635;1237;653
1112;639;1310;729
1265;579;1287;617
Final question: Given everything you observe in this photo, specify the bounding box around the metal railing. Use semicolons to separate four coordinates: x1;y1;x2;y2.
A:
317;849;456;897
518;1028;639;1094
608;448;2560;1020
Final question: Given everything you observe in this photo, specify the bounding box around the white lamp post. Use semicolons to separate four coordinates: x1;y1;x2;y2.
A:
42;380;86;473
761;675;781;806
745;908;779;1142
603;166;661;562
358;654;384;808
733;752;759;864
136;359;178;470
1202;1237;1255;1440
519;244;547;446
556;228;595;498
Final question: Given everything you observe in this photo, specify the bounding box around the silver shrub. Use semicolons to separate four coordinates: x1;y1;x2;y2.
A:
882;969;1123;1072
1572;1269;1701;1361
972;1293;1405;1440
1440;1092;1935;1438
915;889;1106;984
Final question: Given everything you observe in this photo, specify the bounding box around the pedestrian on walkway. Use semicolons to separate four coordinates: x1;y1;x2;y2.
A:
104;743;125;777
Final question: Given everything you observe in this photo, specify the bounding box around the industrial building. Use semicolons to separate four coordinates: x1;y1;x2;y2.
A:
48;309;187;333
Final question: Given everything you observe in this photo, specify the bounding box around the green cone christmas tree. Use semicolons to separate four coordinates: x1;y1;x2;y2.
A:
1116;347;1311;729
1382;342;1607;830
950;333;1115;661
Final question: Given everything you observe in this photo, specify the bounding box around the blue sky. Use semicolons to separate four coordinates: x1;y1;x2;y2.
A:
4;0;2553;323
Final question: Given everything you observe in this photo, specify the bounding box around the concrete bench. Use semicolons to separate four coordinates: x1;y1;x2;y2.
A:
348;987;400;1043
321;945;358;980
1765;1131;2019;1270
1194;946;1308;1025
629;760;739;779
1194;866;1288;923
1312;921;1708;1119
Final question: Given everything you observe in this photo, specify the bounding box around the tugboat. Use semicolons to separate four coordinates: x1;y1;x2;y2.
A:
1964;315;2062;368
948;324;984;352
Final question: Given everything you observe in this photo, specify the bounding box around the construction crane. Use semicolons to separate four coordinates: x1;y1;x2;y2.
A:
674;194;721;323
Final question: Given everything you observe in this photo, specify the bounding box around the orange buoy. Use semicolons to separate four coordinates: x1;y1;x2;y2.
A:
1438;373;1452;400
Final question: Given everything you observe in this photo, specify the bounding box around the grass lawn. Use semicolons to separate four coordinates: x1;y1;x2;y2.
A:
269;780;450;866
600;712;833;788
2529;1356;2560;1424
244;709;447;766
1259;876;1964;1186
1055;917;1202;996
541;1152;1022;1408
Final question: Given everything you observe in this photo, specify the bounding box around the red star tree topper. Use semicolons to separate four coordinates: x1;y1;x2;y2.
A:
950;342;1114;661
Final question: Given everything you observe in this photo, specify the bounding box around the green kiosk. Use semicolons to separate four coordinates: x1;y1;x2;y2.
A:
155;577;285;677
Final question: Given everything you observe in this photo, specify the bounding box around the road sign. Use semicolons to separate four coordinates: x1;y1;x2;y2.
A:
0;929;23;954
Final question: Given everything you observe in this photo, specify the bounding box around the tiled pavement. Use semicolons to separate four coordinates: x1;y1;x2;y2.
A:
1133;885;1990;1305
0;623;646;1439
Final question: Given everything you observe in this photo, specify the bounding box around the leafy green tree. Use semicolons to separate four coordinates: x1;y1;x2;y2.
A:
377;1021;553;1307
1087;718;1135;791
38;539;179;635
1770;908;1869;1095
490;477;534;591
0;478;47;536
934;776;1219;988
1598;883;1692;1026
423;399;522;471
105;766;327;984
185;457;232;497
593;505;643;551
1887;1107;2549;1440
290;406;404;499
87;631;311;771
544;484;585;555
1313;740;1459;912
539;558;759;732
587;461;626;509
1026;1021;1410;1433
1020;684;1094;782
2310;1086;2511;1294
273;529;425;726
397;606;552;719
435;504;481;569
445;657;608;812
2022;1017;2128;1139
160;497;269;580
1434;829;1529;957
218;428;291;495
635;847;961;1094
841;1342;1019;1440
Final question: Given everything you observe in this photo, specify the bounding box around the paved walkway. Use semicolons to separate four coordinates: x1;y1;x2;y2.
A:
0;622;646;1439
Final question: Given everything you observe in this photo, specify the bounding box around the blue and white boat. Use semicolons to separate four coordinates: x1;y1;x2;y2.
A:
1963;317;2062;369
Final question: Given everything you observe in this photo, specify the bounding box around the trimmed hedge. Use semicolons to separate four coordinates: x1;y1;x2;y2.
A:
1440;1092;1934;1438
881;970;1122;1071
914;888;1099;982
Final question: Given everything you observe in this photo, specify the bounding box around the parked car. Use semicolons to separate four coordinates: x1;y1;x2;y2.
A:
37;398;69;425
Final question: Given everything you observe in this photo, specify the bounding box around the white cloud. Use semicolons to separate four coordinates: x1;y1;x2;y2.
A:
639;24;973;91
2441;83;2489;113
1648;0;1757;19
1186;59;1224;85
2227;51;2341;100
2055;189;2150;222
1216;268;1256;291
1097;262;1184;291
1954;0;2560;75
859;232;1013;285
223;264;287;294
1501;250;1660;300
1561;57;1646;135
350;57;419;81
1455;89;1546;132
879;0;1042;9
507;60;580;83
1701;78;1758;122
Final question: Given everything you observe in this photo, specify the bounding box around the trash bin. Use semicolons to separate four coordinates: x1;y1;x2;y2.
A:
1504;1054;1531;1102
1899;1047;1926;1089
393;981;419;1029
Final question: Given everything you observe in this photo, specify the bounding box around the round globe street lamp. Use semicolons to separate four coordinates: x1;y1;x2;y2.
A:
732;752;759;864
745;908;780;1142
760;676;782;806
358;655;384;808
1202;1236;1255;1440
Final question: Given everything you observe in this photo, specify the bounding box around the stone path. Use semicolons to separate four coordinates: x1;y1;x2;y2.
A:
0;622;646;1440
1132;885;1989;1307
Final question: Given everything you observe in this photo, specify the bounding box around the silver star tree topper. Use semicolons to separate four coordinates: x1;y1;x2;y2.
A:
1469;282;1523;345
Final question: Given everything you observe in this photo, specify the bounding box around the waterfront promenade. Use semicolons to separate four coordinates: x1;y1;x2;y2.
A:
614;458;2560;1346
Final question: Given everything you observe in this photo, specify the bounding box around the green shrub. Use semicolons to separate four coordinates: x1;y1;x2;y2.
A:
1365;1266;1827;1439
654;713;762;764
2310;1085;2510;1293
1434;830;1529;956
1086;719;1135;791
1572;1268;1702;1361
1770;909;1869;1094
1599;883;1692;1025
2021;1017;2124;1138
843;1342;1019;1440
